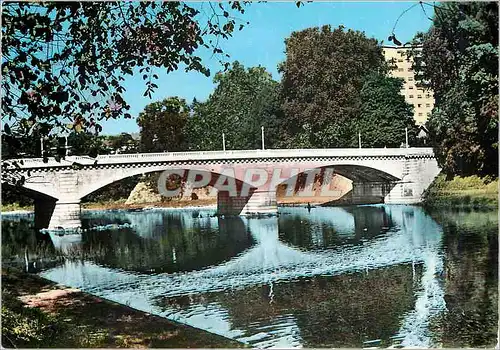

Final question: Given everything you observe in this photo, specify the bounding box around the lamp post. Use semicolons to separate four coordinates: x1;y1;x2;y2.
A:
64;136;69;156
40;137;44;156
358;132;361;148
405;127;409;148
222;132;226;151
261;126;265;150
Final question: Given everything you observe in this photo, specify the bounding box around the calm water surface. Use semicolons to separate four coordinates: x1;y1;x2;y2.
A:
2;205;497;348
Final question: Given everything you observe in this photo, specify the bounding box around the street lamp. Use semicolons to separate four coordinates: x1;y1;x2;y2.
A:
222;132;226;151
261;126;265;150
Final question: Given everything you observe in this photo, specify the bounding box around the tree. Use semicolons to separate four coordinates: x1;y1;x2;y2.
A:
137;97;189;152
185;61;282;151
67;132;108;158
105;133;139;154
278;25;387;148
356;73;416;148
411;2;498;177
1;1;249;158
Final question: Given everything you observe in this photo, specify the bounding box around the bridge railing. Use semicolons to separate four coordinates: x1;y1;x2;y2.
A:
3;147;435;169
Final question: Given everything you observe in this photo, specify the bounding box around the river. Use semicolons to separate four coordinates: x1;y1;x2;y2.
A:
2;205;497;348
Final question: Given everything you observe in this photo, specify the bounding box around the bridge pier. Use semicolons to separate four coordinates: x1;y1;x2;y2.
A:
217;189;277;216
35;199;81;230
49;201;82;229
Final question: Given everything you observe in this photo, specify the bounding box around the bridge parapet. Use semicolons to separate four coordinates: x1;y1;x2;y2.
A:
3;147;435;169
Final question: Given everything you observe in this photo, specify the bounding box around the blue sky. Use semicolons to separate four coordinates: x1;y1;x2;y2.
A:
101;1;434;135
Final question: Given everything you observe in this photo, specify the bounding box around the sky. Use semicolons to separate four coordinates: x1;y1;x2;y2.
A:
101;1;435;135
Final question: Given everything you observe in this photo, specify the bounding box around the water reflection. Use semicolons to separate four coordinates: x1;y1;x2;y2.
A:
2;217;62;271
81;211;255;273
430;209;498;347
155;264;422;348
1;205;497;348
278;206;396;250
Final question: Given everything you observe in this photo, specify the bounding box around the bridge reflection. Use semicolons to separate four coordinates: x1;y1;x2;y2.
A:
278;206;397;250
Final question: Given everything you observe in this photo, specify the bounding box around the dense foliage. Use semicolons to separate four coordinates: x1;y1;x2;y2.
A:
185;61;282;150
412;2;498;177
137;97;189;152
278;25;389;148
1;1;248;158
356;73;416;147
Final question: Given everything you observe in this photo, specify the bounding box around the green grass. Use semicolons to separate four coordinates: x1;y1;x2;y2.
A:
423;174;498;208
81;197;128;209
1;202;34;212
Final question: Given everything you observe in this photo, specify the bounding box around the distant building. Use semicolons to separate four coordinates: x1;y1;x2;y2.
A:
382;45;434;125
416;125;430;146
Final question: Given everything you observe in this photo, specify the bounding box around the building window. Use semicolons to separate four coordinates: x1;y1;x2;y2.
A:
426;94;431;98
409;86;414;89
407;67;413;72
408;77;414;81
426;103;431;107
418;113;423;116
398;59;403;62
418;104;422;108
398;68;404;72
409;95;414;98
417;95;422;99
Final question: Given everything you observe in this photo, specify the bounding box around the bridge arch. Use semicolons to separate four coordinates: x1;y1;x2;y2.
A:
272;163;401;206
78;164;256;200
78;165;274;216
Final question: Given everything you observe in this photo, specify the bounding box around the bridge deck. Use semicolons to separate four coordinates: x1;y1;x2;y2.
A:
3;147;435;169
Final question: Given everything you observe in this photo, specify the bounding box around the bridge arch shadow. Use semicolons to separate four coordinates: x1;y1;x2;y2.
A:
2;183;61;229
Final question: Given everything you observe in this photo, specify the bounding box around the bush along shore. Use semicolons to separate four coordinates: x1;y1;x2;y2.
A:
422;174;498;209
1;267;245;348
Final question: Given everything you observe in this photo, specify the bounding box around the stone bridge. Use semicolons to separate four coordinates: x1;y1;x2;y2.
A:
1;147;440;229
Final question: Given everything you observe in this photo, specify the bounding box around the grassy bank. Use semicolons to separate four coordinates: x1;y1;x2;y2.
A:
1;199;218;213
1;267;244;348
81;198;217;210
423;174;498;208
1;202;34;213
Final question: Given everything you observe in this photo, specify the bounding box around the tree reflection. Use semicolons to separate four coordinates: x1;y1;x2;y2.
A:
429;209;498;347
2;217;62;271
79;214;255;273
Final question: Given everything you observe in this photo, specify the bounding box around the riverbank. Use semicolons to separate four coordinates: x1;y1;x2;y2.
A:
1;198;324;214
1;203;34;213
82;198;217;210
1;199;218;214
423;174;498;209
1;267;245;348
